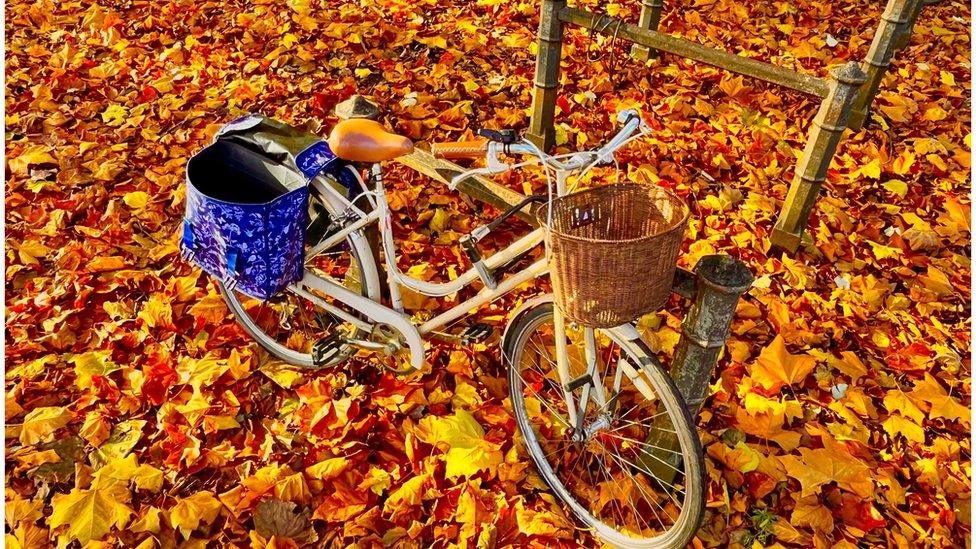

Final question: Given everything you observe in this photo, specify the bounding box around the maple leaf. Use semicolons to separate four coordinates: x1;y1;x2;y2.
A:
417;409;503;478
49;487;131;546
170;491;224;538
749;336;818;392
306;457;351;480
790;495;834;533
91;419;147;467
778;447;872;499
72;350;120;391
908;373;970;426
384;473;427;513
734;395;803;451
514;500;574;539
882;414;926;444
254;499;315;544
19;406;72;445
8;145;56;175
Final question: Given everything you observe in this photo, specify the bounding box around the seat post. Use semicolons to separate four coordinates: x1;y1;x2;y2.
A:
335;95;387;295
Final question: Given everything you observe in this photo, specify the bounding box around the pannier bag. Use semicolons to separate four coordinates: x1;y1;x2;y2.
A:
182;115;354;300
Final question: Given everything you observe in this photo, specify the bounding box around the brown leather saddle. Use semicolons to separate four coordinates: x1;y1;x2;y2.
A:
327;119;413;163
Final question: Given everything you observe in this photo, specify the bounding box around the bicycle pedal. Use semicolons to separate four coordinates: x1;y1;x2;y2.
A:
312;332;347;366
459;323;494;345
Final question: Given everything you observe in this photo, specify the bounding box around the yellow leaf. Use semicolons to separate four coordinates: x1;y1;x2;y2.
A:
883;390;924;423
882;180;908;198
891;150;916;175
20;406;72;445
859;158;882;179
92;455;151;494
791;496;834;533
710;441;762;472
734;395;802;451
555;124;569;146
416;410;503;478
867;240;902;260
101;104;129;127
779;447;872;498
130;507;162;534
138;293;174;329
882;413;926;444
188;292;228;324
306;457;350;480
49;488;130;546
123;191;150;210
80;412;111;447
922;105;948;121
384;473;427;513
358;467;392;496
169;491;223;538
749;336;817;392
89;256;128;272
514;500;574;539
429;208;451;233
91;419;147;467
72;351;120;390
177;352;230;389
909;374;970;426
8;146;56;176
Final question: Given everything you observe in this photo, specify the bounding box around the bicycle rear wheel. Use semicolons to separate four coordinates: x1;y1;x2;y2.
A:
504;302;704;548
220;172;381;368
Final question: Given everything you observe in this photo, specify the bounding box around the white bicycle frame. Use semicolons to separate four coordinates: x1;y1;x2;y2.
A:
287;109;653;423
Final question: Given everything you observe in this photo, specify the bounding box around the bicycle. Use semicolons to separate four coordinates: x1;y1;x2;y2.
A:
211;110;705;548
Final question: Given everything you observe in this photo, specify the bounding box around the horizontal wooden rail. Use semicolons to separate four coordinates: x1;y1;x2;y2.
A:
396;148;538;224
559;7;830;98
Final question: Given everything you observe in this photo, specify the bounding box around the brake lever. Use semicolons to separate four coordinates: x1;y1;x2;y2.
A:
477;128;519;145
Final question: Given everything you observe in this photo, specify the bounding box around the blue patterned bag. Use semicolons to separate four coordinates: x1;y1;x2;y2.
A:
182;115;349;300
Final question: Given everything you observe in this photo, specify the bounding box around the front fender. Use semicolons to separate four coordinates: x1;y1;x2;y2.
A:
501;293;643;349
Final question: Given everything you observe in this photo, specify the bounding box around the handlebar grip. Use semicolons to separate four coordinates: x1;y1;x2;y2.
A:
431;140;488;159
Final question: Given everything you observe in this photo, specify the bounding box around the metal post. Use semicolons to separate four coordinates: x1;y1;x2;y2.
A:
847;0;915;130
631;0;664;61
771;62;866;252
526;0;566;150
669;255;754;414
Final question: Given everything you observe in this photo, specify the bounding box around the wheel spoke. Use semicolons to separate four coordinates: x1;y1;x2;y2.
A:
509;311;698;544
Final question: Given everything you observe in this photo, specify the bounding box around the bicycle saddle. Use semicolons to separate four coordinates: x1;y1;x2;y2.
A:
327;118;414;163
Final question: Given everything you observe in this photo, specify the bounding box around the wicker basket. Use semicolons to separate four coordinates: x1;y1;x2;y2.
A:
538;184;689;328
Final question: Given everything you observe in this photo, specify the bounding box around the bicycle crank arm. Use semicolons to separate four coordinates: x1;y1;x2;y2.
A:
291;272;425;370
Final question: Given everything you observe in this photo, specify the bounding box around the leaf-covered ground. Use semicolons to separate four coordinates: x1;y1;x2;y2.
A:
5;0;971;547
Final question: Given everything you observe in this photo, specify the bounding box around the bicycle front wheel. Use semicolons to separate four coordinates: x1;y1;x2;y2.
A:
504;302;704;548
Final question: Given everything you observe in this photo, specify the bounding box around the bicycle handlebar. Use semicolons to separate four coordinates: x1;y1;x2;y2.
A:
431;140;488;159
446;109;649;190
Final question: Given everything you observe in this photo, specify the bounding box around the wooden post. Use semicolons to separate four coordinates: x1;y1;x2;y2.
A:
669;255;754;413
631;0;664;61
847;0;916;130
770;62;866;252
894;0;927;50
641;255;752;481
526;0;566;150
